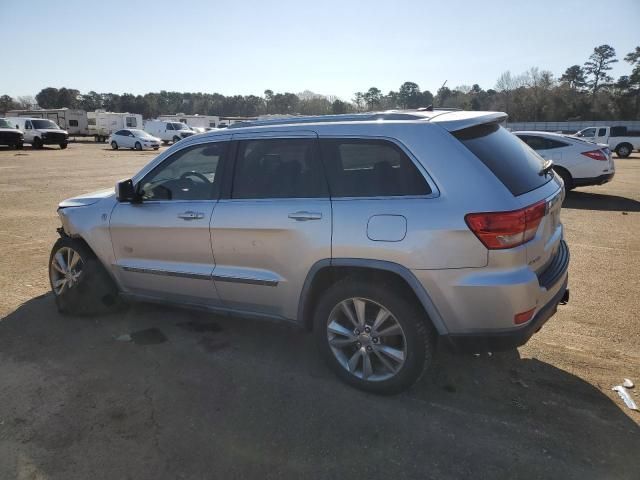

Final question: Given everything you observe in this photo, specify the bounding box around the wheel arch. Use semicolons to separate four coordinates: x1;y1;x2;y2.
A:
297;259;448;335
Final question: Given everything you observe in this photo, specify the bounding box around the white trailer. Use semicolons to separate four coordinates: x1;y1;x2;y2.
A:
87;111;144;142
6;108;89;136
157;114;220;130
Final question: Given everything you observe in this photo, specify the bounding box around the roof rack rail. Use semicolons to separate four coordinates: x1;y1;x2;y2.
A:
227;111;433;129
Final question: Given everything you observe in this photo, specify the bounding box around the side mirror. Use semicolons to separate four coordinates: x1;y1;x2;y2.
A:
115;179;139;203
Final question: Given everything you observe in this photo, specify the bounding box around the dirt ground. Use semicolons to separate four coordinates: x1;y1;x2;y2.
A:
0;142;638;479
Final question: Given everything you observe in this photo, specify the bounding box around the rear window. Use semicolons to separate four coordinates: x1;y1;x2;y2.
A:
454;124;550;196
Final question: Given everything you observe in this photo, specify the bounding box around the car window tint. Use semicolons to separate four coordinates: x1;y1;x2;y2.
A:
545;138;568;150
598;128;607;136
140;142;227;201
232;138;327;199
115;130;126;136
455;124;550;196
320;139;430;197
166;123;174;130
523;135;547;151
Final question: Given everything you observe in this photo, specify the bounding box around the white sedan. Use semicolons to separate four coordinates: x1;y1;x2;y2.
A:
109;129;161;151
514;131;615;190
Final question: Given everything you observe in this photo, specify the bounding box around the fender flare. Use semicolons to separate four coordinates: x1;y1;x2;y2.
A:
297;258;449;335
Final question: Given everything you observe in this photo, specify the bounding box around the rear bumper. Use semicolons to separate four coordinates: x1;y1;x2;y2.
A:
573;172;614;187
441;240;570;352
443;277;568;352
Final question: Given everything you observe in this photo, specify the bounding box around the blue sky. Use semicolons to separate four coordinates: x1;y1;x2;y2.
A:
1;0;638;101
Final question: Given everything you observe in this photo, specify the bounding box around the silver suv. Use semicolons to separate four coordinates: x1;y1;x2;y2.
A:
49;110;570;394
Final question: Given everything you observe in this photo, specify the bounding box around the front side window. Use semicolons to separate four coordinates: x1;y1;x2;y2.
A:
232;138;327;199
579;128;596;138
320;139;430;197
166;123;174;131
140;142;227;201
126;117;137;127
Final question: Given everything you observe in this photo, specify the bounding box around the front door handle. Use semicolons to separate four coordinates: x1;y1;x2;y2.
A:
288;211;322;221
177;211;205;220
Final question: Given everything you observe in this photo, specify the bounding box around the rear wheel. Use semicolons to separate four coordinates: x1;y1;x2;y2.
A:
49;236;120;315
554;167;573;191
134;141;142;151
111;141;118;150
314;278;435;394
615;143;632;158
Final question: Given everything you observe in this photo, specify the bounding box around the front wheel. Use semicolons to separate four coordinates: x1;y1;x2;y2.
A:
60;143;68;149
32;137;43;149
49;236;120;315
111;141;118;150
314;279;435;394
134;141;142;150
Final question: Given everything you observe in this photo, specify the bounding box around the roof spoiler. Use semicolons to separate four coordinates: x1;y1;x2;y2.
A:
428;111;508;132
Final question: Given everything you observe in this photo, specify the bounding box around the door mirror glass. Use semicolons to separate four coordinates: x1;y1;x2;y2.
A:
116;179;139;202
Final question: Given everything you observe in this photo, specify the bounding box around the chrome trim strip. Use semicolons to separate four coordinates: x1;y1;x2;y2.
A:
211;274;278;287
121;266;211;281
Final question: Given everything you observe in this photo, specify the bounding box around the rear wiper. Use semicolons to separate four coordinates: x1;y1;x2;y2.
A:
539;159;554;176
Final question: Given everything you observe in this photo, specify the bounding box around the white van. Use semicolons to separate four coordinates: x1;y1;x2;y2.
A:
144;120;195;144
8;117;69;149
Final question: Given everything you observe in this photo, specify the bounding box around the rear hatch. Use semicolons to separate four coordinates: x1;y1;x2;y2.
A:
437;114;563;274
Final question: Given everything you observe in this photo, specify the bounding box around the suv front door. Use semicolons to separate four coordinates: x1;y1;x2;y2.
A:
109;139;229;305
210;132;331;320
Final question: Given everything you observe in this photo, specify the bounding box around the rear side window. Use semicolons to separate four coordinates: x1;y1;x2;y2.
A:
320;139;430;197
455;124;550;196
232;138;327;199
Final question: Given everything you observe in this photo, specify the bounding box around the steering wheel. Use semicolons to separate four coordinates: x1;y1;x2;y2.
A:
179;171;210;184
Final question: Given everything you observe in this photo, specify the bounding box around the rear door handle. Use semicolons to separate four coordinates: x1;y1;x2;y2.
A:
177;211;205;220
288;211;322;221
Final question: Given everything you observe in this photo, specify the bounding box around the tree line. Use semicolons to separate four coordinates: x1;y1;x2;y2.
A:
1;44;638;121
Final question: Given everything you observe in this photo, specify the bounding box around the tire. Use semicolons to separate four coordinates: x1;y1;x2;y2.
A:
615;143;632;158
49;236;121;315
32;137;43;149
313;278;435;394
59;143;68;149
173;136;181;144
554;167;573;191
111;141;118;150
16;142;23;150
153;147;159;150
162;140;169;145
134;141;142;151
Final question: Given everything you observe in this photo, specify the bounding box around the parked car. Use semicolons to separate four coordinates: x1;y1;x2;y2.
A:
0;118;24;149
144;120;195;144
8;117;69;149
514;131;615;190
574;126;640;158
49;110;569;394
109;129;161;151
88;111;143;142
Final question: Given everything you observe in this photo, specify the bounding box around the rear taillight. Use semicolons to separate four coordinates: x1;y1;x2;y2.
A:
465;201;546;250
581;149;608;161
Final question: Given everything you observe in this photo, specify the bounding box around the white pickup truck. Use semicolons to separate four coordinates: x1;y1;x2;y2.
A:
574;126;640;158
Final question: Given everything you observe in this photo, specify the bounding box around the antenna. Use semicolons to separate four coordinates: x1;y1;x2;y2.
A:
436;80;447;107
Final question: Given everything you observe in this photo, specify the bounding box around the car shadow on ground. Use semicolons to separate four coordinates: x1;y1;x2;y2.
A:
0;295;638;479
563;190;640;212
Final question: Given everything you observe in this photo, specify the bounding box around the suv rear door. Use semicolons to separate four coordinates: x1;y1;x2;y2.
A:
209;131;331;320
454;123;563;274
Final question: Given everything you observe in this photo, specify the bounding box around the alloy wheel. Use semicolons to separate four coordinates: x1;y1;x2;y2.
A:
50;246;83;295
326;297;407;382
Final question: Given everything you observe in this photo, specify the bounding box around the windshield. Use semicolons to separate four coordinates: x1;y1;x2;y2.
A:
171;122;190;130
130;129;155;138
0;119;15;128
32;119;60;129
